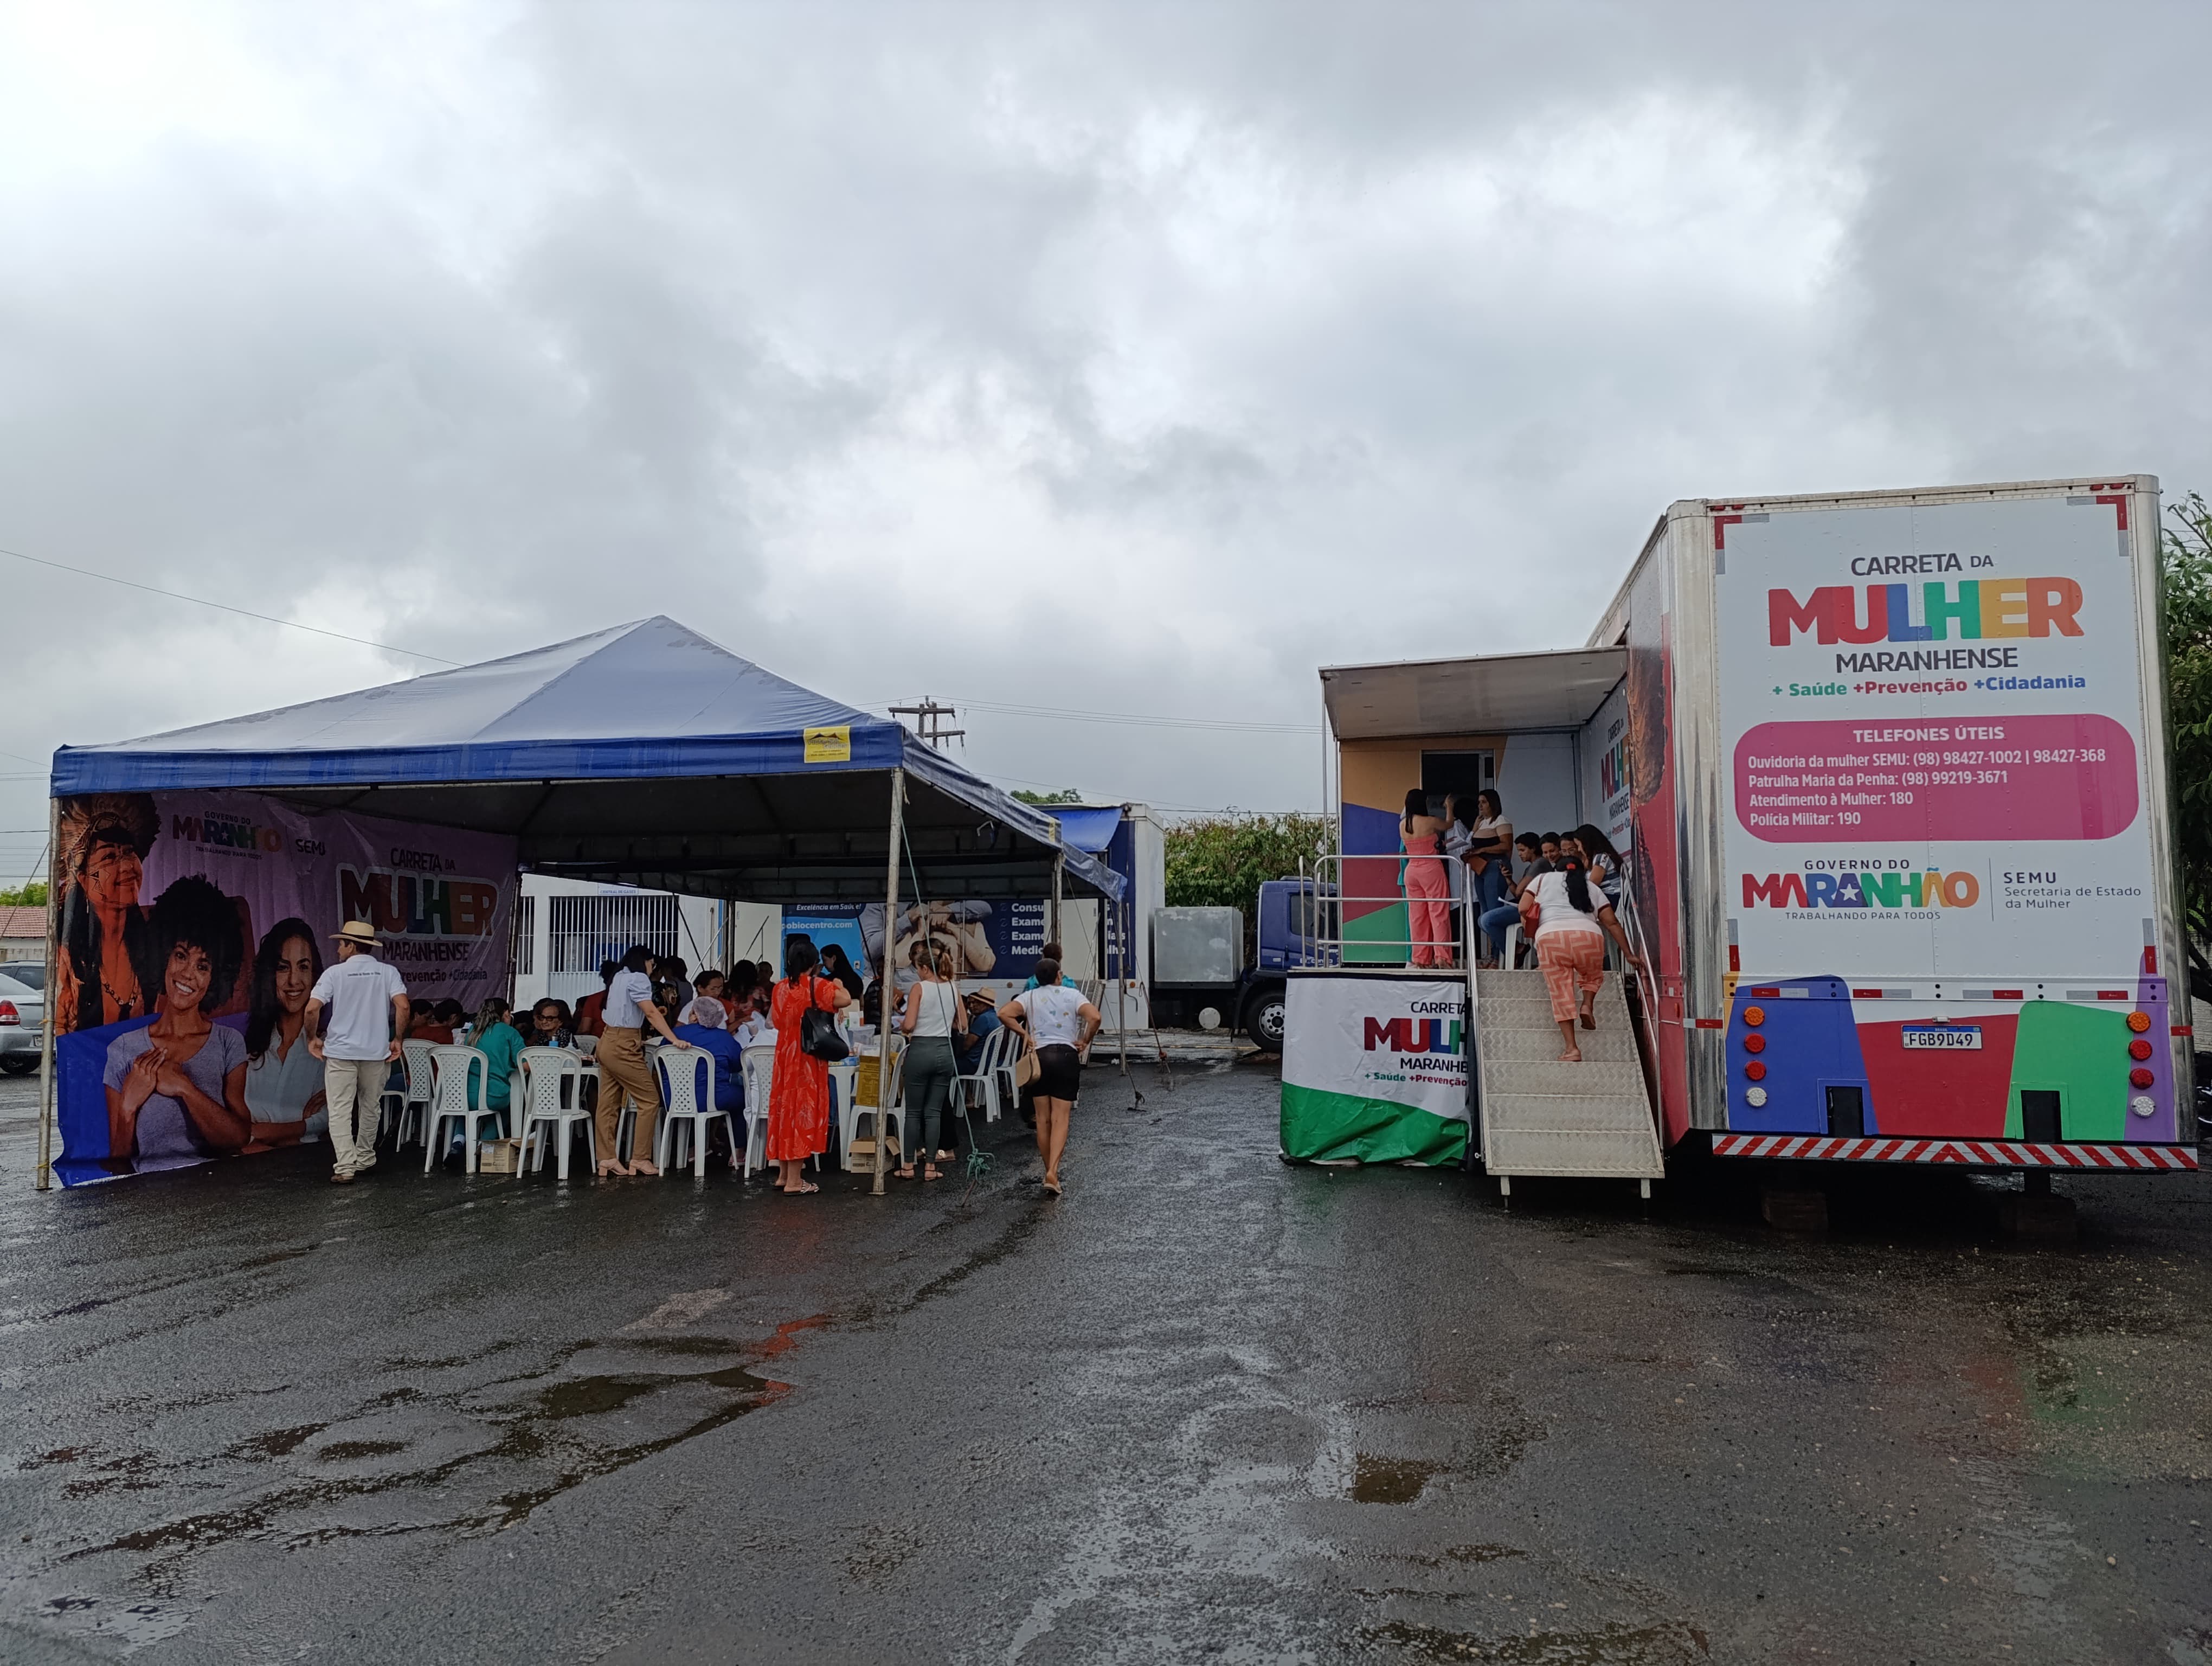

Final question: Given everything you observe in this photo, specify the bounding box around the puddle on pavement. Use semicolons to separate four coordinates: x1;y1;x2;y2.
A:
1366;1617;1710;1663
228;1425;325;1459
1352;1454;1440;1504
66;1313;834;1567
1398;1543;1523;1568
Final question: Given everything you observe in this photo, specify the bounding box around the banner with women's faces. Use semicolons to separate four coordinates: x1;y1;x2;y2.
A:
48;791;517;1187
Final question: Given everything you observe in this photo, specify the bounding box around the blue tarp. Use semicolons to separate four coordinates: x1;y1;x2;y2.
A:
1052;806;1125;853
50;616;1121;900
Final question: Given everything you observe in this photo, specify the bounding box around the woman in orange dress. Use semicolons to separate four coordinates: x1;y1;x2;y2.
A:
766;939;852;1195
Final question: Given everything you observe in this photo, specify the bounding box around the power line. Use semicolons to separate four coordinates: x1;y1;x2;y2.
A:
888;697;966;749
0;542;460;666
861;694;1317;735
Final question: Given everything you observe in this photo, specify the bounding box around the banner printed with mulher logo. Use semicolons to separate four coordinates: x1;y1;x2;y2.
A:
1279;974;1469;1165
48;790;516;1187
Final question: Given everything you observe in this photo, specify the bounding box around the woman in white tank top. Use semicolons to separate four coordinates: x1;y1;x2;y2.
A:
897;945;968;1181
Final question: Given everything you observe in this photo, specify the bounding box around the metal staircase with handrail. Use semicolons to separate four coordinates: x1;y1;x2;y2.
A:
1464;885;1664;1200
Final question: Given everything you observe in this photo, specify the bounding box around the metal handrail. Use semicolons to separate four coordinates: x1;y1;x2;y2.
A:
1610;872;1665;1133
1305;854;1475;966
1462;892;1483;1159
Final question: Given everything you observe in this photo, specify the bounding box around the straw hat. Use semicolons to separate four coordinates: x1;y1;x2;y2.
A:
331;920;380;947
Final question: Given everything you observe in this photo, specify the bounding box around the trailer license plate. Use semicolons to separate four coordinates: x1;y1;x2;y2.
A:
1901;1026;1982;1050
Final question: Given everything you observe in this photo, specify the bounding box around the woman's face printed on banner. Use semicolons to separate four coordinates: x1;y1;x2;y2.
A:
160;941;215;1016
82;839;144;912
273;934;315;1018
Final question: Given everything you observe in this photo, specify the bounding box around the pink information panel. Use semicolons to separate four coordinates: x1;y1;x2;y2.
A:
1733;713;2138;843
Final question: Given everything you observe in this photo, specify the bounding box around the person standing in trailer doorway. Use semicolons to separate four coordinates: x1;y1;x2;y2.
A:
595;944;691;1178
1464;790;1513;967
305;921;409;1184
1399;789;1452;969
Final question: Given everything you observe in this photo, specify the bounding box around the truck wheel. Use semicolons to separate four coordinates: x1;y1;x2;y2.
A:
1244;990;1287;1052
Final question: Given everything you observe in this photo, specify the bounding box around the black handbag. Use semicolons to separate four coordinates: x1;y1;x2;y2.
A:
799;979;849;1062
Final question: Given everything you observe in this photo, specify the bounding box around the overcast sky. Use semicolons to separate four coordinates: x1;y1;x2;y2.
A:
4;1;2209;872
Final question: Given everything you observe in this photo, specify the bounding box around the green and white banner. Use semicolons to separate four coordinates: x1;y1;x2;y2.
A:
1279;973;1469;1165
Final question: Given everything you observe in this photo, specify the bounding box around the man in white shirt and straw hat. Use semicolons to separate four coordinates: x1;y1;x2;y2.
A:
304;920;410;1184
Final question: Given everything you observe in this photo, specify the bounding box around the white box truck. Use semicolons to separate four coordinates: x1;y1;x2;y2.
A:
1303;476;2197;1180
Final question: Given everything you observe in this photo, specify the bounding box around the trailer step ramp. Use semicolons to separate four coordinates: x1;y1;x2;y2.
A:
1474;969;1663;1193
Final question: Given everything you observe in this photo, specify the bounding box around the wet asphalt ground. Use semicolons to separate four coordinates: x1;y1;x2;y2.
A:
0;1060;2208;1665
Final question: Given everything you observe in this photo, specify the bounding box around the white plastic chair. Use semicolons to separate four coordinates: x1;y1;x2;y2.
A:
385;1039;437;1149
576;1034;599;1059
654;1048;736;1178
515;1047;592;1180
739;1043;775;1176
957;1026;1013;1123
425;1045;501;1173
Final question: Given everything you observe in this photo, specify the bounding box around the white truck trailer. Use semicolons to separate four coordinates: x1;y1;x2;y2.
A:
1290;476;2197;1186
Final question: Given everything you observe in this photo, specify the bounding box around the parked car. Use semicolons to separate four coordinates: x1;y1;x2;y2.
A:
0;971;43;1075
0;960;44;990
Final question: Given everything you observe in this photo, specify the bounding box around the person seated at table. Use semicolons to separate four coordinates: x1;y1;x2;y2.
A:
859;977;893;1029
1478;832;1548;969
525;997;575;1050
410;997;455;1045
722;964;759;1027
672;995;744;1114
956;986;1001;1069
677;968;729;1026
472;996;526;1117
575;960;618;1037
442;996;525;1160
661;956;696;1015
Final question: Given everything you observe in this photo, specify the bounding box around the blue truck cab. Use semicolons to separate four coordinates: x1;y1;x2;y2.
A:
1148;877;1336;1050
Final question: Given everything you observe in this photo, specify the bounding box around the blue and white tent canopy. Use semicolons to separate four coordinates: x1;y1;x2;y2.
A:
52;617;1121;902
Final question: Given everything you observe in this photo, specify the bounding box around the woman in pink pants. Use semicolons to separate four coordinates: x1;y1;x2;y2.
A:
1526;857;1645;1061
1399;789;1452;967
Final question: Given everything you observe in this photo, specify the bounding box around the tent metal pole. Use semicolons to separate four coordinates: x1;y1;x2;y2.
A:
35;797;57;1192
1116;892;1132;1094
1050;850;1063;945
872;767;903;1197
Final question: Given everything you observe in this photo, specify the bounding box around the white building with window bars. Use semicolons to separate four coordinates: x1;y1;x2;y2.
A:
511;875;781;1010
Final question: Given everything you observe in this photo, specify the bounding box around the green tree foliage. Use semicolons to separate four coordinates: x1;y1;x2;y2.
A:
1163;813;1334;925
2163;493;2212;996
0;881;47;908
1012;787;1084;805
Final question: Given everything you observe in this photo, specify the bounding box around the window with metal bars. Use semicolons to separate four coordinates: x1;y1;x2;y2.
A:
545;894;681;1004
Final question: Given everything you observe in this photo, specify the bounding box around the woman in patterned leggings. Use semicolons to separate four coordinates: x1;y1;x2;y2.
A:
1523;857;1644;1063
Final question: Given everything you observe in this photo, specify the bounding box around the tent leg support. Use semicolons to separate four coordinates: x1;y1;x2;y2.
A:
872;767;903;1199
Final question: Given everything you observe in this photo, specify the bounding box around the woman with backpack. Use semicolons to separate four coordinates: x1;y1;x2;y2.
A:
766;937;853;1195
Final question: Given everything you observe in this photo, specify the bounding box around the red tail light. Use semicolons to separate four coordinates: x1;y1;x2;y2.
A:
0;1001;18;1026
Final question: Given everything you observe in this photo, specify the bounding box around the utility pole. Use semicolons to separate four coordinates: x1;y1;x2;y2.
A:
889;697;964;750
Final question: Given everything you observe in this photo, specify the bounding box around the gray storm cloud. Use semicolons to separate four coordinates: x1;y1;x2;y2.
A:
0;0;2205;861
